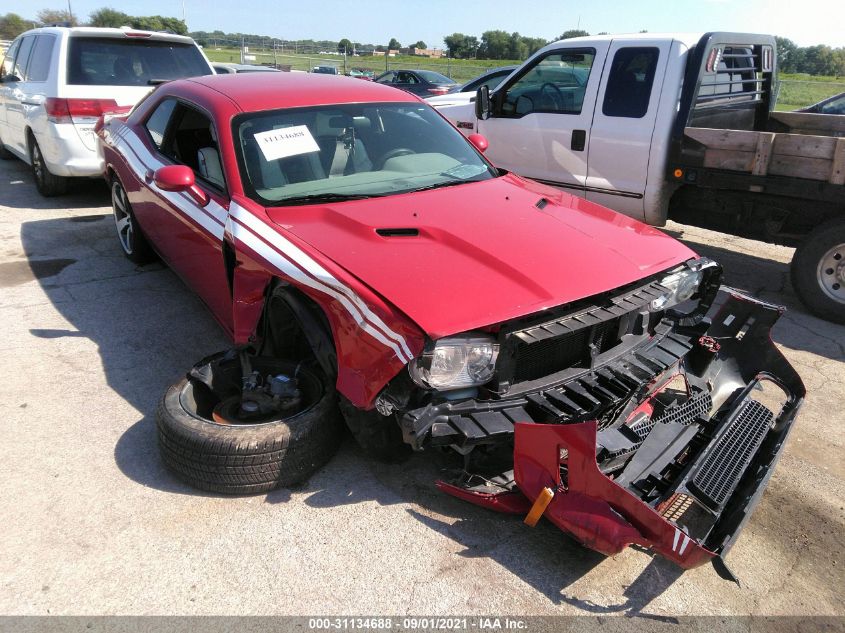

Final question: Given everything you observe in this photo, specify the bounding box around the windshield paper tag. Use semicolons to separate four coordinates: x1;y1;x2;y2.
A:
254;126;320;161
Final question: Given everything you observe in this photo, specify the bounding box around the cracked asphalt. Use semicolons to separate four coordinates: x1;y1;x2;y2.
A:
1;157;843;617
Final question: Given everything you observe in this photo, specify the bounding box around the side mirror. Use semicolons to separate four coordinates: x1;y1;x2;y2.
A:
153;165;208;207
475;85;491;120
468;133;488;153
1;74;20;83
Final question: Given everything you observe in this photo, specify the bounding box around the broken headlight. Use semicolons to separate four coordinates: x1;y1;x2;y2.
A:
409;335;499;390
652;258;720;314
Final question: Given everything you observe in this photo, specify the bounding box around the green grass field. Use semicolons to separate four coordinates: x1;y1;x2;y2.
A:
775;73;844;110
205;48;845;109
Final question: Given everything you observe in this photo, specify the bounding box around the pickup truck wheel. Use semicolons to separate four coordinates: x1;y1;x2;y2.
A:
157;354;343;494
110;178;155;265
339;397;411;462
29;136;67;196
791;217;845;324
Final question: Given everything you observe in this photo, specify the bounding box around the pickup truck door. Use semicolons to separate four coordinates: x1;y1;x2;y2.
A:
585;40;670;220
478;42;610;195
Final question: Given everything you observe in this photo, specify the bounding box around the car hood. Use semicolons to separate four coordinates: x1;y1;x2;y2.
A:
266;174;696;338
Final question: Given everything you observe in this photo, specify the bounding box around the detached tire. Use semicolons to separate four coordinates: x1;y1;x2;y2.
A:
791;217;845;324
157;356;343;494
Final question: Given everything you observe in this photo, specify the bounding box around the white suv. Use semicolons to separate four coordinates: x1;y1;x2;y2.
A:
0;26;214;196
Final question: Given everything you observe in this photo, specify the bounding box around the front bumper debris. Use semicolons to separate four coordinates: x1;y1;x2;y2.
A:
434;289;805;575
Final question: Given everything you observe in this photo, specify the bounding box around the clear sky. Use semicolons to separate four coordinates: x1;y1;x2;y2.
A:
3;0;843;48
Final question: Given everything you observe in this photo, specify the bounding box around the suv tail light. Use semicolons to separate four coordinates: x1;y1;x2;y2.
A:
44;98;132;123
427;86;451;95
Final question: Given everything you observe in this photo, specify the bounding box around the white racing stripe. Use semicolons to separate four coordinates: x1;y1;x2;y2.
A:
108;123;412;363
672;528;681;552
230;202;413;362
230;219;409;362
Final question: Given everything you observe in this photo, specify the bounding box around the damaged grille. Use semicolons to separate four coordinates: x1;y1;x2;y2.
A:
690;399;773;511
502;280;667;385
633;391;713;440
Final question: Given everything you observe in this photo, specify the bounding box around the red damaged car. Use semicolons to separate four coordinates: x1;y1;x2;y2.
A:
97;72;804;580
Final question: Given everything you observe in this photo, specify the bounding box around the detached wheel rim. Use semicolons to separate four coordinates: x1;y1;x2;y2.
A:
178;358;323;428
817;243;845;304
111;181;134;255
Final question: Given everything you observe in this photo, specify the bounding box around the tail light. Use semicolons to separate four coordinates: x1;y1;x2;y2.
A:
44;98;132;123
705;47;723;73
427;86;451;95
761;45;773;72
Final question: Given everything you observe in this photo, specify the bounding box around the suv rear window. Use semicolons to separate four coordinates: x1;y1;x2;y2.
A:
66;37;211;86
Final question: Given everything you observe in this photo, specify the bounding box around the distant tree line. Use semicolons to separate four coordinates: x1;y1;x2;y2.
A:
444;30;592;61
0;7;187;40
776;37;845;76
2;14;843;77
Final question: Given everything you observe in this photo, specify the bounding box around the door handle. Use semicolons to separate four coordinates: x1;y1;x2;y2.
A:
144;169;154;183
571;130;586;152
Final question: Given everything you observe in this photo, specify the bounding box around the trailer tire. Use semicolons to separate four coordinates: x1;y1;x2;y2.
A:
157;354;344;494
791;217;845;324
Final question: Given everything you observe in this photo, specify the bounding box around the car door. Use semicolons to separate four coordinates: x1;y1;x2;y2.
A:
585;42;668;220
132;98;233;330
393;71;421;95
478;43;609;195
1;35;35;156
0;37;22;148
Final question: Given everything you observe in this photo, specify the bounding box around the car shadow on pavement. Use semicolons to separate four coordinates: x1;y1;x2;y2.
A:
1;159;109;211
666;228;845;364
290;444;688;615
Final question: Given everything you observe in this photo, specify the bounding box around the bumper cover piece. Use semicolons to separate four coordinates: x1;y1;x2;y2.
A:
437;289;805;573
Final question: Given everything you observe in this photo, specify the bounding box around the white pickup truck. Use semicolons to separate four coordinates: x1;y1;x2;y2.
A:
439;32;845;324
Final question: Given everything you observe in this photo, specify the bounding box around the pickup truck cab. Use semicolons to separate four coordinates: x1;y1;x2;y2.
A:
440;33;845;324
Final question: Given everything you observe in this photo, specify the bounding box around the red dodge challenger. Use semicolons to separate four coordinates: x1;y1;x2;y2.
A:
97;72;804;581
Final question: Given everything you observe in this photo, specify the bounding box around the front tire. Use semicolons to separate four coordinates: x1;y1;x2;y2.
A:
111;177;155;265
157;354;344;494
29;136;67;196
339;397;411;462
791;217;845;324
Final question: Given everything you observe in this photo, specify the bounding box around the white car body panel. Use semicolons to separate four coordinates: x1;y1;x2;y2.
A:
0;27;213;179
438;33;705;224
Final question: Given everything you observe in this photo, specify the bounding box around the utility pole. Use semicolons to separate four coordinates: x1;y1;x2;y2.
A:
240;36;245;64
273;40;277;68
343;46;347;75
66;0;73;23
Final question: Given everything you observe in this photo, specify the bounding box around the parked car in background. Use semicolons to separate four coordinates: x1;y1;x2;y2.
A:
97;72;803;580
212;63;280;74
374;69;457;96
348;68;374;80
796;91;845;115
0;26;213;196
311;65;339;75
426;65;517;108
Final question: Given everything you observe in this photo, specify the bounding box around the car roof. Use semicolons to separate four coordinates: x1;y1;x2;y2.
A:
181;72;421;112
22;25;197;44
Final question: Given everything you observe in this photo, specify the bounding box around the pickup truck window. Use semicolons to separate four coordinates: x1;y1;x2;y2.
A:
602;47;659;118
500;49;594;117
